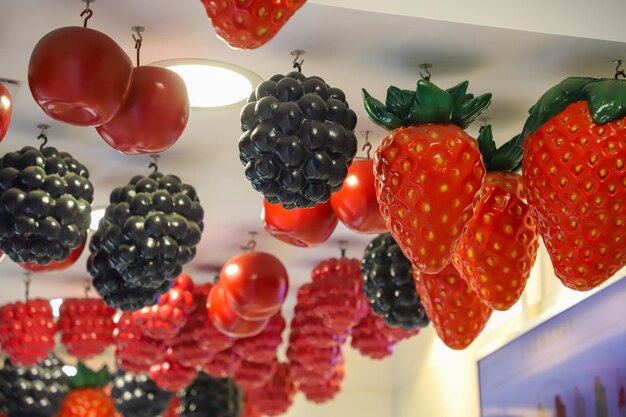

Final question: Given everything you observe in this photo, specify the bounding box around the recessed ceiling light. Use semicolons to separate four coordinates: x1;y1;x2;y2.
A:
152;59;262;110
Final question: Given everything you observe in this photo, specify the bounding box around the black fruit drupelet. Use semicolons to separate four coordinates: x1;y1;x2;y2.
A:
178;373;243;417
0;355;69;417
89;171;203;311
239;72;358;209
361;234;430;331
112;372;174;417
0;146;93;264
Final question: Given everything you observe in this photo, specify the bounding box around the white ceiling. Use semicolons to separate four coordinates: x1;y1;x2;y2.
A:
1;0;625;393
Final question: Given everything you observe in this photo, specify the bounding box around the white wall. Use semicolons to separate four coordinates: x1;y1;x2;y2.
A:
391;245;623;417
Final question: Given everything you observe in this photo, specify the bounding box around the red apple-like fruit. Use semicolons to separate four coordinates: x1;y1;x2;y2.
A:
96;66;189;154
330;159;387;234
208;284;269;338
0;82;12;142
19;233;87;272
28;27;133;126
262;200;338;248
220;251;289;320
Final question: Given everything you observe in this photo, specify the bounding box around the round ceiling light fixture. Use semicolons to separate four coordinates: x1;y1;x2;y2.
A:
151;59;262;110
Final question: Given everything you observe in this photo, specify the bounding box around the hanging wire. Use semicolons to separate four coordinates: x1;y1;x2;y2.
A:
84;278;91;299
149;154;160;173
419;63;432;81
615;60;626;79
339;240;348;257
23;273;32;302
360;130;373;159
246;231;258;251
132;26;145;67
37;124;49;150
80;0;94;28
291;50;305;73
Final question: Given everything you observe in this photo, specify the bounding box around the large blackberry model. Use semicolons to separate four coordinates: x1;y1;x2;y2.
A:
361;234;430;330
0;145;93;264
112;372;173;417
239;72;358;209
178;373;243;417
0;355;69;417
89;171;203;311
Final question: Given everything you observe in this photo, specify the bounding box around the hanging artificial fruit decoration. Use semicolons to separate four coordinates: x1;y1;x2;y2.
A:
451;125;539;310
239;50;358;209
261;199;338;247
89;156;204;311
0;126;93;265
96;27;190;155
520;70;626;291
58;363;116;417
20;233;87;272
28;1;133;126
363;70;491;274
0;81;12;142
111;372;174;417
200;0;307;50
330;131;387;234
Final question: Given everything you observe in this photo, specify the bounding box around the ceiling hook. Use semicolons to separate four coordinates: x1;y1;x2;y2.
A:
37;123;49;150
291;50;305;73
80;0;94;28
360;130;373;159
132;26;145;67
23;272;32;302
148;154;160;173
615;59;626;79
339;240;348;257
419;63;432;81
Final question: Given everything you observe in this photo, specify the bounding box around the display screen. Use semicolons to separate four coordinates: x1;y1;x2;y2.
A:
478;277;626;417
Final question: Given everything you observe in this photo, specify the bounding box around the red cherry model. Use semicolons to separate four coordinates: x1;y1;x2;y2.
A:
28;27;133;126
96;66;189;154
19;233;87;272
208;284;269;338
220;251;289;320
0;82;12;142
330;159;387;234
262;200;338;248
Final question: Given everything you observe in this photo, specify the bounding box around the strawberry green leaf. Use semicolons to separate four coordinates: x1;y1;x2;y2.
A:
68;363;110;391
452;93;492;130
477;125;523;173
407;79;454;125
582;79;626;124
362;89;404;130
385;86;415;120
446;81;469;108
477;125;497;168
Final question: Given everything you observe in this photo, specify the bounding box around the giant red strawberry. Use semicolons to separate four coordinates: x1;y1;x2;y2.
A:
452;126;539;310
520;77;626;291
0;299;56;366
414;263;492;350
132;272;196;341
363;80;491;273
58;364;115;417
200;0;307;50
114;313;167;374
58;298;116;360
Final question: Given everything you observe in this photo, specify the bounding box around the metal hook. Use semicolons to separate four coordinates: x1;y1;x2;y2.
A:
339;240;348;257
360;130;373;159
80;0;94;28
84;278;91;299
148;154;160;173
23;273;32;302
615;60;626;79
132;26;145;67
246;231;258;252
291;50;305;73
37;124;49;150
419;63;432;81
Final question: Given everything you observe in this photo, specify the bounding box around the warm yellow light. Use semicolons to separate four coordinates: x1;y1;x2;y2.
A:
152;59;262;110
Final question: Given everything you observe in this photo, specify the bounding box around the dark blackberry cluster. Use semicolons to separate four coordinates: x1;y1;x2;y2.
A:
89;171;203;311
178;373;243;417
239;72;358;209
361;234;430;330
0;355;69;417
112;372;174;417
0;146;93;264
